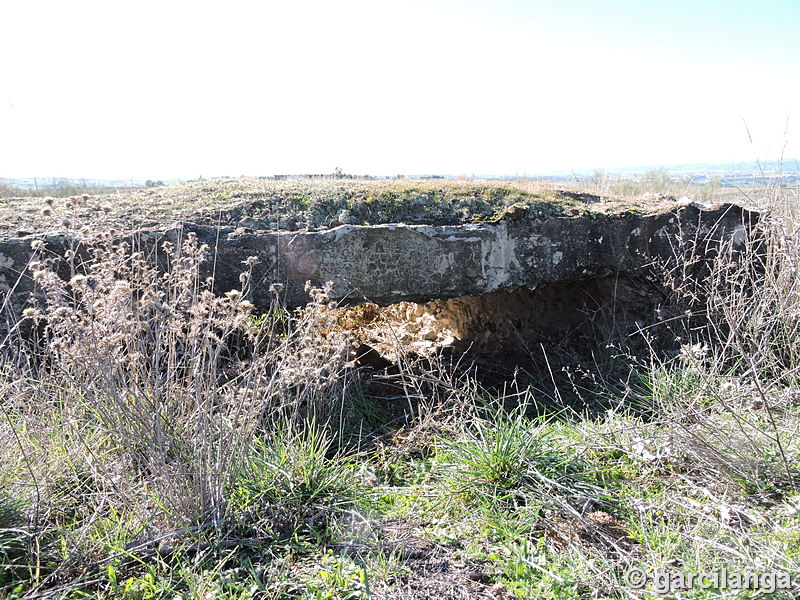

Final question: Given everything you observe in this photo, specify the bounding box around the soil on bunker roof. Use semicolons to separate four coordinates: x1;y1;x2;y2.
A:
0;177;682;237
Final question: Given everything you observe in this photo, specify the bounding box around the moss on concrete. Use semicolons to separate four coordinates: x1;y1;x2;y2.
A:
0;176;690;236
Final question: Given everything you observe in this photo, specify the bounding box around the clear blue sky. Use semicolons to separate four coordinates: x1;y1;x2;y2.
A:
1;0;798;178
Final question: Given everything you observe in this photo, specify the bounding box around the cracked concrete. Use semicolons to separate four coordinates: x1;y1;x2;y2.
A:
0;202;760;313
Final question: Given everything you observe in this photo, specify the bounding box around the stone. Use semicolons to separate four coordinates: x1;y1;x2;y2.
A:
337;209;357;225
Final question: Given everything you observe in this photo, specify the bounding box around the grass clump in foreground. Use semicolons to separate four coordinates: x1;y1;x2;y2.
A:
0;186;799;599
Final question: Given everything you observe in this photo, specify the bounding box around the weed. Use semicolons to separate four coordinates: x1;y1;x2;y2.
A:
2;180;800;598
232;420;367;543
440;403;605;507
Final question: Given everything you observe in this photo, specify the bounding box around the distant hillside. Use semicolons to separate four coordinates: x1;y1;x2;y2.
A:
3;158;798;192
537;158;800;187
1;177;176;191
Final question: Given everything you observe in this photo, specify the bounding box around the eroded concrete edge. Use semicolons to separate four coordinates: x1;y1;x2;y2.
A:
0;203;760;313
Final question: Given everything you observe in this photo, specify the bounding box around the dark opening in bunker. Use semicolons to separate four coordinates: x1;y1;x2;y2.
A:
339;275;665;407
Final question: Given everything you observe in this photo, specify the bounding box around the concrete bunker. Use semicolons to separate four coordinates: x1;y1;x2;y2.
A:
0;200;759;390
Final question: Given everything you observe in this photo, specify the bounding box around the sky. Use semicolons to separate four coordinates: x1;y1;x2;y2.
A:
1;0;798;179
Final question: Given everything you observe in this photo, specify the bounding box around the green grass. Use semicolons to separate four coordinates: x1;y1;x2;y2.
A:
3;388;799;599
3;191;800;598
231;421;369;544
437;404;607;506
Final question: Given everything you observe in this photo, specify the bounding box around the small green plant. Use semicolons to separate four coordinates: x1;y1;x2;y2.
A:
440;403;605;506
642;168;672;192
630;360;708;412
302;550;371;600
0;494;31;591
232;420;366;542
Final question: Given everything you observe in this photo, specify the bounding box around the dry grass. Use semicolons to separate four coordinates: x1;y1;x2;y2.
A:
0;180;798;599
0;176;711;238
1;228;365;595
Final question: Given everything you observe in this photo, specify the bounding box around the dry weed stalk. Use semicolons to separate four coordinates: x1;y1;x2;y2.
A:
6;227;353;531
641;185;800;493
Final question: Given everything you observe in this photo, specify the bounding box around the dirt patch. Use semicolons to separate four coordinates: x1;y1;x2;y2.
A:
363;520;511;600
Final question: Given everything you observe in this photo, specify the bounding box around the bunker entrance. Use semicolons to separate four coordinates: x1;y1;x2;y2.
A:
337;275;663;406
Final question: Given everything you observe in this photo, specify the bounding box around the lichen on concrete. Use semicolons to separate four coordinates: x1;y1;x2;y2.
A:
0;177;692;237
0;179;761;314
